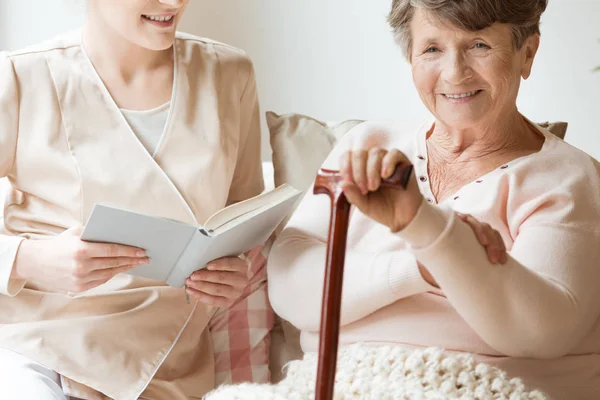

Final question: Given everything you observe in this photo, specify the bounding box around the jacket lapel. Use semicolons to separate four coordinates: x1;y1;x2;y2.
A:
46;44;199;226
151;36;237;224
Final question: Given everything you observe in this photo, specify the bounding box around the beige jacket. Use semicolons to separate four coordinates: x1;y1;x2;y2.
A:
0;30;264;400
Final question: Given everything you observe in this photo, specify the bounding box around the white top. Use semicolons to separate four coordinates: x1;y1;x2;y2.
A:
121;102;170;155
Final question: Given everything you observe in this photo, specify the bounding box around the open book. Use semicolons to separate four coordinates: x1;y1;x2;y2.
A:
81;184;303;288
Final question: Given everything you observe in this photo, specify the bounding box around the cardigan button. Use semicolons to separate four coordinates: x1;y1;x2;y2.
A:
417;155;426;160
476;180;483;183
419;176;428;182
500;165;508;169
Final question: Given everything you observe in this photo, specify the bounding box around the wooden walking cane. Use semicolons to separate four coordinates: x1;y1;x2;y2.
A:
313;163;414;400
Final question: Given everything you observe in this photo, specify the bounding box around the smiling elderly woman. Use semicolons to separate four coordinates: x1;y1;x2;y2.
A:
250;0;600;399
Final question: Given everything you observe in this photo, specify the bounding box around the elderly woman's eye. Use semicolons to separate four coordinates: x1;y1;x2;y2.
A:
474;42;490;50
424;47;440;53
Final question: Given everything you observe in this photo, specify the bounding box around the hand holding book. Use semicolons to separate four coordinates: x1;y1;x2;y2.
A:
185;256;250;307
81;184;302;289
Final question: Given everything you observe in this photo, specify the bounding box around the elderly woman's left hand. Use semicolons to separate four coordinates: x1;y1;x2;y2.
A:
340;148;423;232
185;257;249;308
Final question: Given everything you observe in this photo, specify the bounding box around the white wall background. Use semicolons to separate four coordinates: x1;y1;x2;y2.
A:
1;0;599;161
0;0;84;50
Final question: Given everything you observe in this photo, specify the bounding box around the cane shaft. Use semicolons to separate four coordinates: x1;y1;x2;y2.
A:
313;163;413;400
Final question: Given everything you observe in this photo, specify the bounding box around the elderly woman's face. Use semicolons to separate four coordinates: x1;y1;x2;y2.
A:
88;0;190;50
409;9;538;130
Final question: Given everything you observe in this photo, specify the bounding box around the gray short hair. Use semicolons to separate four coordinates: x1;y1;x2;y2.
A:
388;0;548;60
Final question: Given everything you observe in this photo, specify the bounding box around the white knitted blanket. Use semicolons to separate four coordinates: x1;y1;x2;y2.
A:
204;344;548;400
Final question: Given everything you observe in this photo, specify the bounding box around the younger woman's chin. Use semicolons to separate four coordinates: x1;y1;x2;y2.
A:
137;37;177;52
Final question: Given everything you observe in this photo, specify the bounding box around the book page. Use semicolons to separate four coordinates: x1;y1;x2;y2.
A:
204;184;301;233
168;191;302;287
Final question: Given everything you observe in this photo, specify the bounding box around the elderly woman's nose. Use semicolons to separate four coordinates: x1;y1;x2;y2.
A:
441;52;474;86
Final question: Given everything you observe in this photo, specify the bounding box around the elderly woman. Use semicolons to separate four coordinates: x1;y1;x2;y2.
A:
0;0;273;399
251;0;600;399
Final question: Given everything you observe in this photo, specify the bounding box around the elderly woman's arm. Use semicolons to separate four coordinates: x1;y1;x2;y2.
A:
267;188;433;332
399;196;600;359
268;123;507;333
268;125;436;332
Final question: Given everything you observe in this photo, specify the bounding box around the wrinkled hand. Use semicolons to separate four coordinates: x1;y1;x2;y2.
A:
458;213;508;264
419;214;508;288
13;226;149;293
339;148;423;232
186;257;249;308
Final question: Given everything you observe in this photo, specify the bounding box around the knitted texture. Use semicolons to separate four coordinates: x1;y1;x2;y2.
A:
204;343;548;400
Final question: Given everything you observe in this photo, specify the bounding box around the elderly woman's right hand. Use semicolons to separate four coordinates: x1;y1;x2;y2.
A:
12;226;149;293
339;147;423;232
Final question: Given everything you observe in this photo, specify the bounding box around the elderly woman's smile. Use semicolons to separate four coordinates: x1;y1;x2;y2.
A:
441;90;482;101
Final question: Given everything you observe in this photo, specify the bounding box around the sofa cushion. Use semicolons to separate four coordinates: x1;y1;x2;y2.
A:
267;111;363;192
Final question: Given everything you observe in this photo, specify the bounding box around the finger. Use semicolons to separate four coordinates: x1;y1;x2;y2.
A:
366;148;386;191
381;149;407;179
188;270;248;289
206;257;248;272
186;287;232;308
485;244;499;264
479;223;502;264
62;226;84;237
185;280;242;299
339;151;353;182
80;242;147;259
87;263;140;282
352;150;369;194
340;181;367;211
71;277;113;293
479;222;496;250
463;215;490;246
85;256;149;272
493;230;506;252
486;235;503;264
492;230;508;264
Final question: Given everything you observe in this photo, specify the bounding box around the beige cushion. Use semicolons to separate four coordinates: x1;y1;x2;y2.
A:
537;121;568;140
267;111;363;192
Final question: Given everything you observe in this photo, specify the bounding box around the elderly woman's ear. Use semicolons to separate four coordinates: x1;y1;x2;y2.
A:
520;34;541;80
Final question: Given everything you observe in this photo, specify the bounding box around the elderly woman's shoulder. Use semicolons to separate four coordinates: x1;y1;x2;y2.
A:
514;133;600;198
539;134;599;174
507;137;600;230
